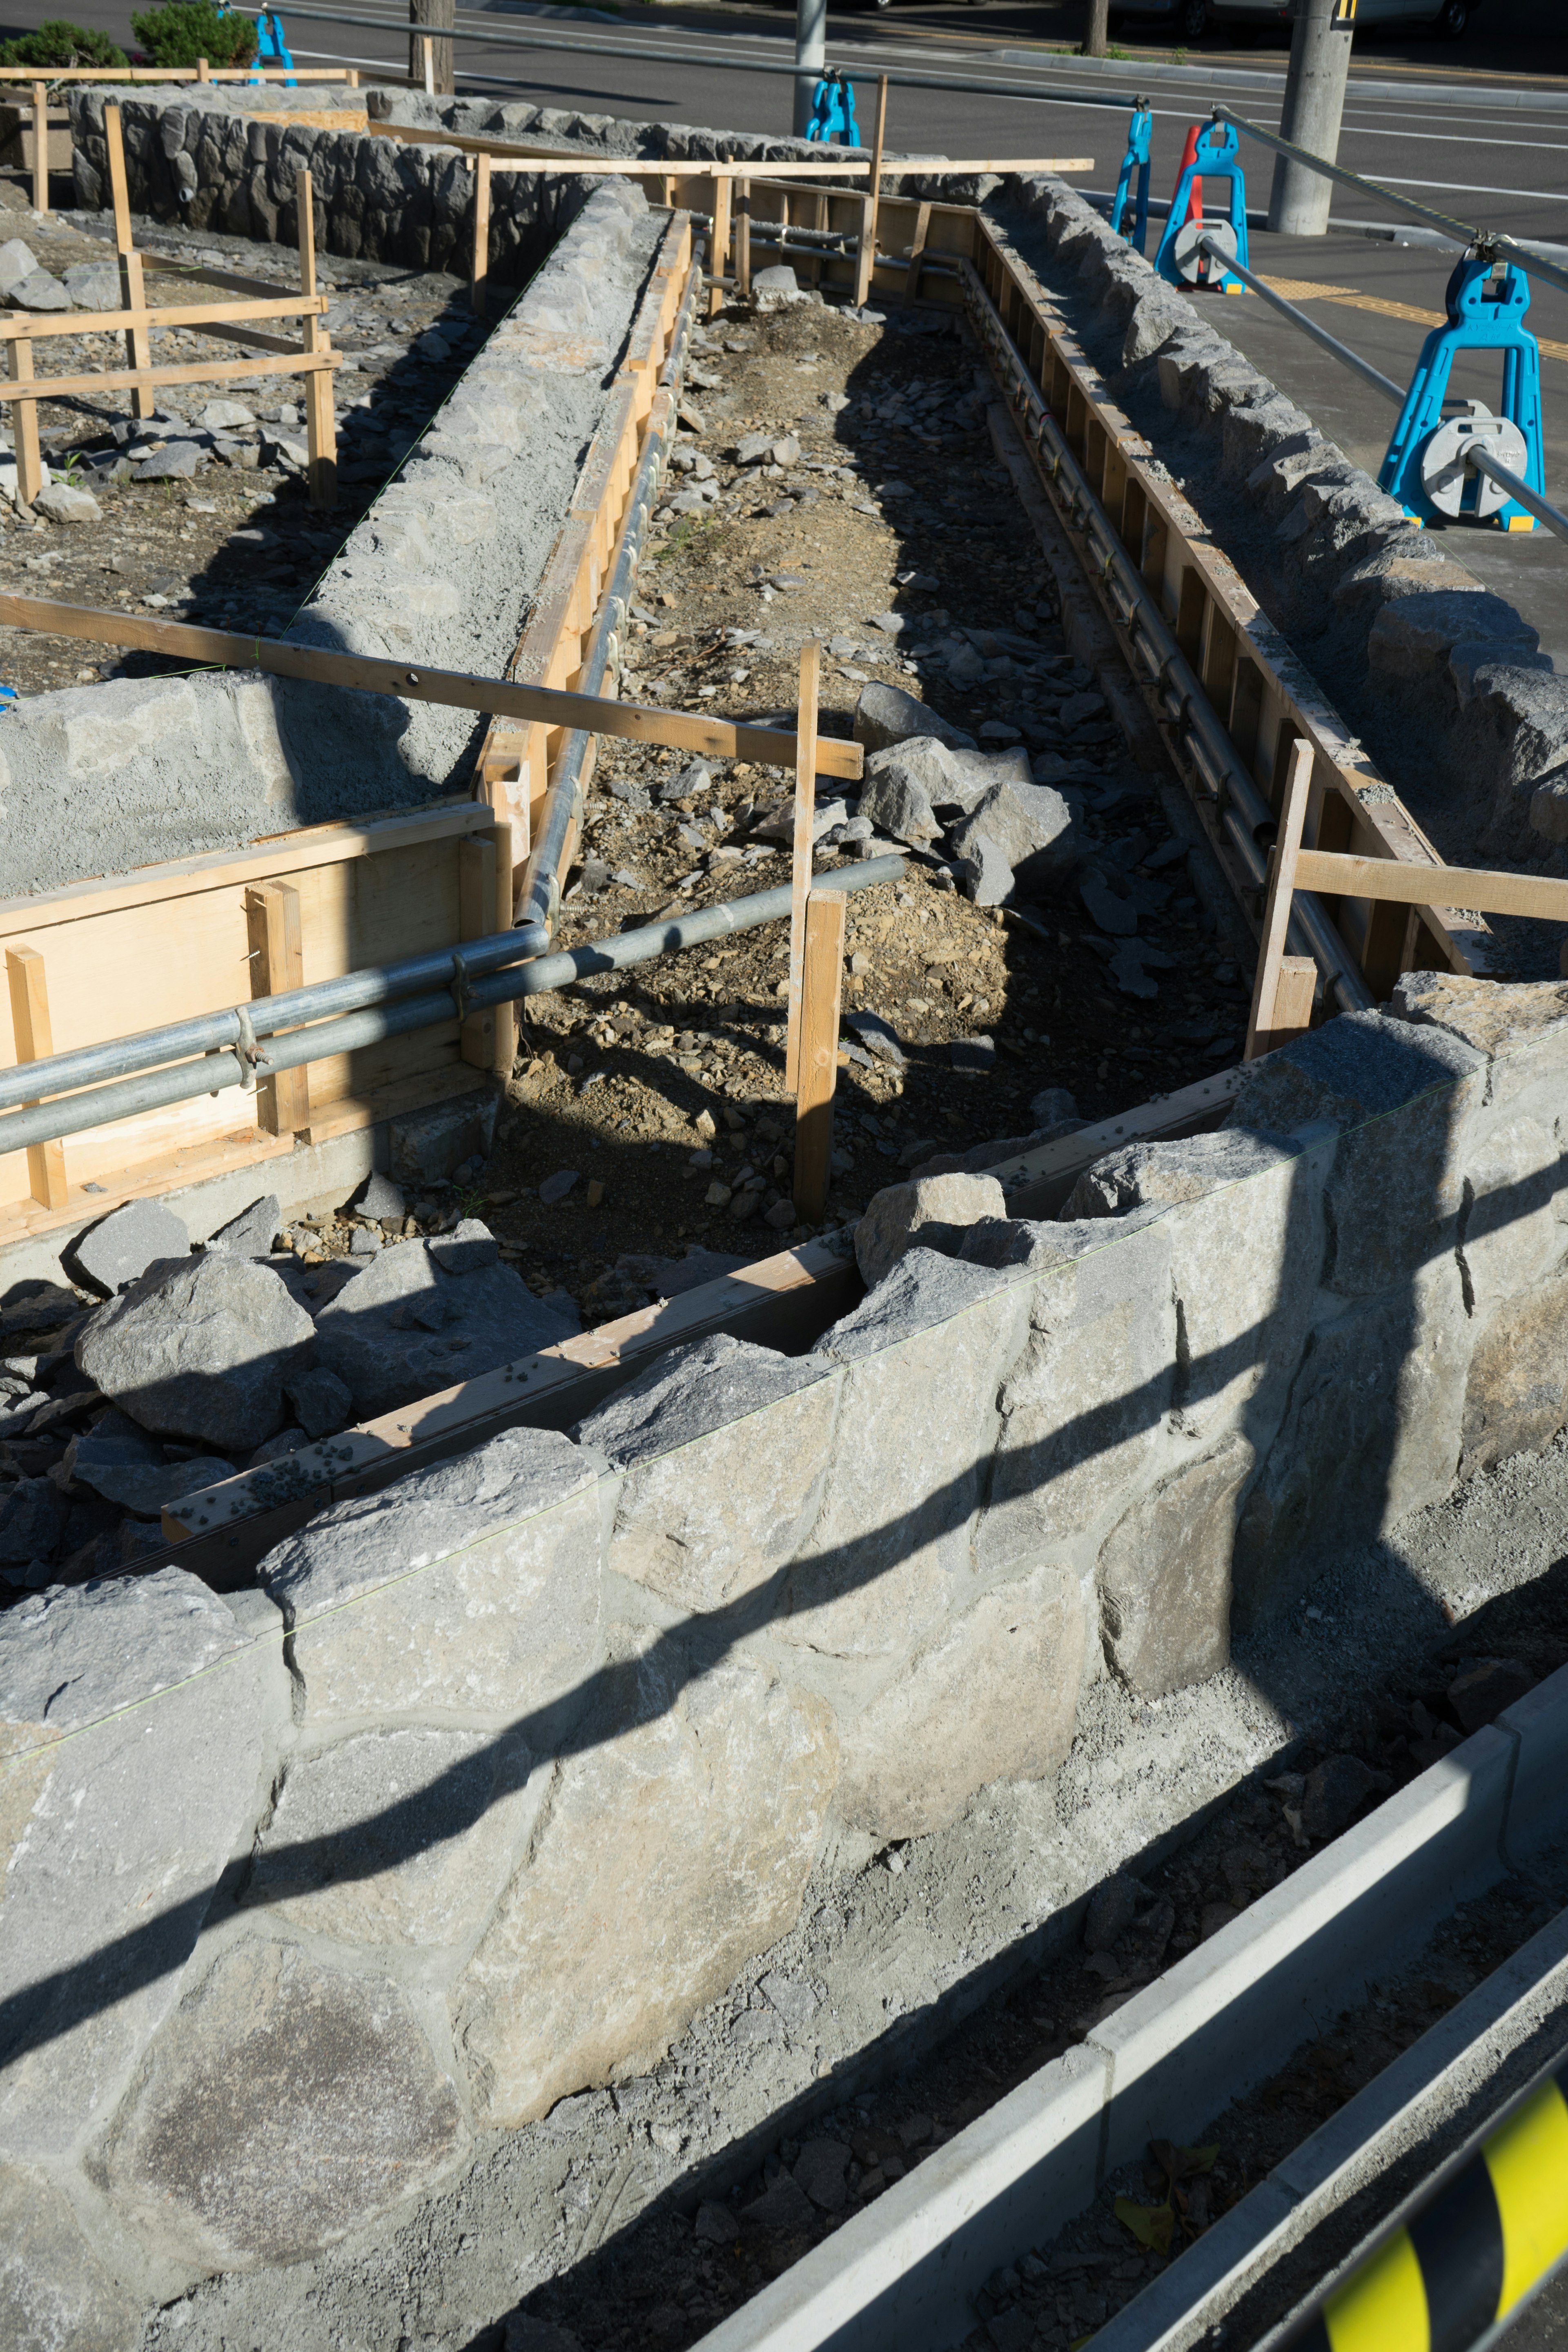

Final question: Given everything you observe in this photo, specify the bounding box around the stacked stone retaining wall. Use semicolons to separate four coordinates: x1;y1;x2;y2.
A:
6;971;1568;2334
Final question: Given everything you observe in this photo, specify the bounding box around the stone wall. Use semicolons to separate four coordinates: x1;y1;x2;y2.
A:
982;173;1568;875
6;973;1568;2334
68;84;863;285
0;177;663;896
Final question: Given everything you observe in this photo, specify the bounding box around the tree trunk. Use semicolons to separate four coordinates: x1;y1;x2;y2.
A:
410;0;455;97
1082;0;1110;56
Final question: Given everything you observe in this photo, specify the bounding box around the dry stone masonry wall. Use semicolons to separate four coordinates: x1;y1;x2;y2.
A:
983;173;1568;882
7;972;1568;2335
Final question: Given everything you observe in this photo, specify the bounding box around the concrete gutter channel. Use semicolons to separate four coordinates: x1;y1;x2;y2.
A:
7;100;1568;2352
692;1673;1568;2352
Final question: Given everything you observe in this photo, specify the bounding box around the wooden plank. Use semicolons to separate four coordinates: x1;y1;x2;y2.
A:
458;832;499;1070
105;105;154;422
245;882;310;1136
1270;956;1317;1049
1293;849;1568;924
734;178;751;305
861;72;889;308
471;149;491;316
784;640;820;1098
296;166;337;512
0;592;863;779
482;154;1094;178
0;293;326;339
6;335;39;506
0;1124;293;1252
0;349;339;407
1245;737;1313;1060
904;198;932;299
793;887;845;1223
0;803;490;936
5;944;67;1208
708;173;732;316
31;80;45;217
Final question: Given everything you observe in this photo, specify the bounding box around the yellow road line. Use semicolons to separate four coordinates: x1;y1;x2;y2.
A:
1258;277;1568;367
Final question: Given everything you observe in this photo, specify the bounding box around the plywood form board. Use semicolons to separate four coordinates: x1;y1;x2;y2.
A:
970;218;1477;987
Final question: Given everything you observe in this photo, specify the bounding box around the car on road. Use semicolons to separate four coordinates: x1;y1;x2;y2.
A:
1111;0;1474;37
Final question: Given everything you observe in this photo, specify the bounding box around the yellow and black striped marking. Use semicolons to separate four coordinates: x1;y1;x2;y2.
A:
1296;2071;1568;2352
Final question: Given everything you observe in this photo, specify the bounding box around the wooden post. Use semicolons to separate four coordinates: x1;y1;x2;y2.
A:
852;194;876;309
734;177;751;303
30;81;47;216
105;105;154;421
707;173;731;318
458;831;499;1070
421;33;435;95
5;944;68;1209
296;168;337;511
792;886;845;1226
1245;737;1315;1060
196;55;210;82
858;72;887;305
244;882;310;1136
904;198;931;298
783;639;820;1098
470;149;491;316
7;336;40;507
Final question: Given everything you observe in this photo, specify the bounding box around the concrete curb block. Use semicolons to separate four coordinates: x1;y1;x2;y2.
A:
691;1667;1568;2352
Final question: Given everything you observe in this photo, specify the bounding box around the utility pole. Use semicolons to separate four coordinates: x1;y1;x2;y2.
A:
410;0;454;97
1267;0;1353;235
794;0;826;138
1082;0;1110;57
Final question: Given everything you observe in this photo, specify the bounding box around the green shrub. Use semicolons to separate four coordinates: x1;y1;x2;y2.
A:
0;19;129;69
129;0;256;69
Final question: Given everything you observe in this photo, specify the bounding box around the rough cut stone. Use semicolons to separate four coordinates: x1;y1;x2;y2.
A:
260;1425;604;1729
1098;1437;1254;1696
855;1172;1007;1287
452;1654;837;2128
575;1334;838;1611
835;1562;1084;1840
354;1169;407;1223
0;1475;67;1566
250;1725;544;1948
283;1363;354;1439
388;1091;497;1186
62;1408;234;1518
948;780;1078;898
1460;1270;1568;1478
75;1252;315;1452
33;483;101;525
858;738;954;844
0;2160;140;2352
795;2138;851;2212
65;1197;190;1296
1066;1129;1301;1220
205;1194;281;1258
101;1937;468;2266
429;1215;500;1275
1391;971;1568;1114
0;1570;282;2160
311;1238;575;1418
853;682;976;754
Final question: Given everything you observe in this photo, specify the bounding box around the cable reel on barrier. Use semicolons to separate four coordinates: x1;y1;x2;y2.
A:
1379;246;1546;533
1154;117;1248;296
805;69;860;147
1109;102;1152;255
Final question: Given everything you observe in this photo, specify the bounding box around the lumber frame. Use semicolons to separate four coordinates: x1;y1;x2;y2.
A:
5;944;67;1208
1245;738;1314;1060
793;886;845;1224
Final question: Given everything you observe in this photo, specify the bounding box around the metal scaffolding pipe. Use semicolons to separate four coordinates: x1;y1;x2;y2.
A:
0;858;905;1159
1199;235;1405;404
1467;446;1568;547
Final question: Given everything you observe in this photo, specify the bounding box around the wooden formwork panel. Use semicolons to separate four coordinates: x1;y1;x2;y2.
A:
969;217;1479;991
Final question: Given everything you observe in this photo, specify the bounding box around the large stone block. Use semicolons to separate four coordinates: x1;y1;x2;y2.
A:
778;1251;1027;1666
248;1724;543;1948
1459;1270;1568;1478
75;1252;315;1452
1228;1011;1486;1299
977;1216;1176;1575
451;1653;836;2127
100;1937;468;2268
834;1561;1085;1842
1456;1112;1568;1311
1233;1267;1468;1627
575;1334;839;1613
261;1425;604;1731
1098;1435;1254;1697
1392;971;1568;1114
0;1572;283;2161
0;2162;139;2352
311;1237;575;1420
855;1172;1007;1287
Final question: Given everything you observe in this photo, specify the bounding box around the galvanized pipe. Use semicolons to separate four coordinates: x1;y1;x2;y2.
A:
0;919;550;1116
1466;445;1568;547
961;260;1374;1016
516;251;704;940
0;857;905;1158
1199;236;1405;404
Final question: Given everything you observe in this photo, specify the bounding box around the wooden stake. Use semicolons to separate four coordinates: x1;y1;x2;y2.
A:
851;72;889;308
6;944;68;1207
707;173;732;317
196;55;210;82
296;167;337;510
471;149;491;316
422;34;435;95
1245;737;1314;1060
735;177;751;303
792;887;846;1225
105;105;154;420
244;883;310;1136
458;831;499;1070
31;81;47;216
784;640;821;1098
6;336;40;507
904;198;931;299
